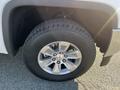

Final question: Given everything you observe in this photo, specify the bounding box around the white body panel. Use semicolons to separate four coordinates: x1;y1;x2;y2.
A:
0;0;11;54
0;0;120;54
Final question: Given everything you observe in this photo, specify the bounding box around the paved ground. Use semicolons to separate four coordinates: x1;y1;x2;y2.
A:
77;48;120;90
0;48;120;90
0;53;77;90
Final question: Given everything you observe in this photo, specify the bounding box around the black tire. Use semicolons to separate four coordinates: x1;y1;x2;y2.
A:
23;19;96;81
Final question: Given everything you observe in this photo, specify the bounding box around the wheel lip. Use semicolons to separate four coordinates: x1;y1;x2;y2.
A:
37;41;82;75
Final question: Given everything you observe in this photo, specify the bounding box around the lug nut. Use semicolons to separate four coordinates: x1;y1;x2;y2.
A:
62;59;66;62
59;52;63;54
53;53;57;56
57;61;61;64
52;58;56;61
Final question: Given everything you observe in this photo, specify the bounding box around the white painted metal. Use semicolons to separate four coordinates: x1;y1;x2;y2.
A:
0;0;11;54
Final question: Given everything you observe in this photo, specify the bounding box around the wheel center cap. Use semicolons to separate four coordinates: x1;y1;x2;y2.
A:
56;54;64;60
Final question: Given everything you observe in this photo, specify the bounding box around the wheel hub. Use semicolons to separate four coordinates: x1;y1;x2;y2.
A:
56;53;64;60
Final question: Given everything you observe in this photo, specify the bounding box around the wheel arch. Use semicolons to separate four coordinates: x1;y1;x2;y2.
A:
2;0;118;56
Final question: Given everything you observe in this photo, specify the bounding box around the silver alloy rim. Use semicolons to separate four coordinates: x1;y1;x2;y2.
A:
37;41;82;75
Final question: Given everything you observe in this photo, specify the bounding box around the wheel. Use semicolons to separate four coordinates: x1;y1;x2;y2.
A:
23;19;96;81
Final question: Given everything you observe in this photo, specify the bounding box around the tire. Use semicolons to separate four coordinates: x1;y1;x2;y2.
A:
23;19;96;81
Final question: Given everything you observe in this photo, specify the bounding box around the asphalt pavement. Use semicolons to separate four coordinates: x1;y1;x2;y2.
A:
0;48;120;90
0;52;78;90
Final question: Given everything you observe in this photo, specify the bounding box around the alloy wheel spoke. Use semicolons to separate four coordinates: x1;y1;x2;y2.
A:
66;50;81;59
59;42;70;52
53;63;61;74
41;46;55;57
64;60;77;71
40;59;53;68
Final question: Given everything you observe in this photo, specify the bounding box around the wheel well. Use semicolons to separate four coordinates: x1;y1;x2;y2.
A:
9;6;118;55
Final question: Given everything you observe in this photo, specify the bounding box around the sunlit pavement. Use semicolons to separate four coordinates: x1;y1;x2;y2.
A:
76;48;120;90
0;48;120;90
